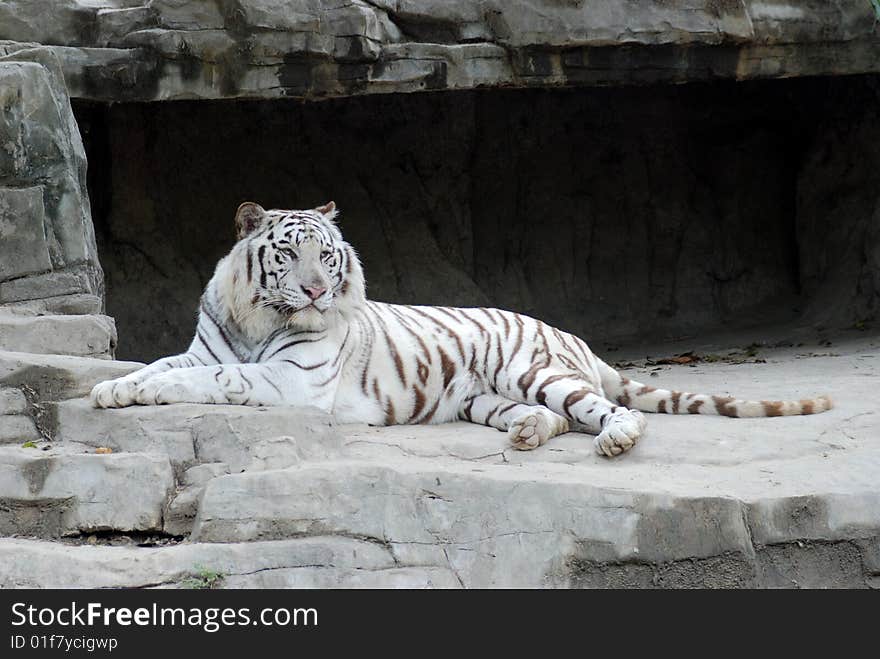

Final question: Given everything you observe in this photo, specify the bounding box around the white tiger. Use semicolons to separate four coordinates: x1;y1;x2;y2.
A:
90;202;833;457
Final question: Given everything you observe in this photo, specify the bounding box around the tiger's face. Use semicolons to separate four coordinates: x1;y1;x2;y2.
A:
226;201;365;336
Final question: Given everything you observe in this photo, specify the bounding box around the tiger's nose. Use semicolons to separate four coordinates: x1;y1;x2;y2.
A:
302;285;327;300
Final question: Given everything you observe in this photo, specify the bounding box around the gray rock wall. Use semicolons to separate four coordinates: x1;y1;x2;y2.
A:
77;75;880;363
796;76;880;329
0;1;878;102
0;47;103;313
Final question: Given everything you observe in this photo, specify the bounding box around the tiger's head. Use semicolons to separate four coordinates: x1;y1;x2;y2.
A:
217;201;366;340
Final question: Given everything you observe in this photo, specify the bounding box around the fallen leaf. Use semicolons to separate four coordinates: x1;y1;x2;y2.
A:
650;351;699;365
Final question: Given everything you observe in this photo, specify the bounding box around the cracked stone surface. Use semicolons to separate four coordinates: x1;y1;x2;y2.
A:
0;331;877;587
0;1;877;102
0;536;458;588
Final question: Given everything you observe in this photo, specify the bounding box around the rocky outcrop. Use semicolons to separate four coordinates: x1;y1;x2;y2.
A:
0;337;878;588
0;1;878;102
0;47;112;363
0;48;103;313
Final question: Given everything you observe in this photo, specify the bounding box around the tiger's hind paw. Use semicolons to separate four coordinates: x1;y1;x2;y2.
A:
508;408;569;451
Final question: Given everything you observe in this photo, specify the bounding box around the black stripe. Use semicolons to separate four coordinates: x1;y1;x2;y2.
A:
282;358;328;370
259;372;282;398
257;245;267;288
315;360;344;387
461;396;476;421
474;307;497;326
263;335;326;361
332;326;351;367
411;306;466;363
497;402;518;417
485;403;503;424
253;327;288;361
196;329;222;364
387;306;432;363
200;300;246;362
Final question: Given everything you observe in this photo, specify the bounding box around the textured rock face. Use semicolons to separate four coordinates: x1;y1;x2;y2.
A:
0;537;459;589
0;1;878;102
0;313;116;359
796;78;880;329
0;48;103;314
0;447;174;537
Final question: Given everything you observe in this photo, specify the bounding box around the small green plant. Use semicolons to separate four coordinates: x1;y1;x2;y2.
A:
21;441;37;449
182;565;224;590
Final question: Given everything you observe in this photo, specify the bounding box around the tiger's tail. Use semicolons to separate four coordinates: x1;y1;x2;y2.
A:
597;360;833;417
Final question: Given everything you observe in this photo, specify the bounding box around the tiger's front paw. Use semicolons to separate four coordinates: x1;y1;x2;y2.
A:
134;373;216;405
594;409;644;457
90;378;139;408
508;407;569;450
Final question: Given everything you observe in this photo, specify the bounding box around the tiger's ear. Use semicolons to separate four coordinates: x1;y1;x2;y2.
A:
315;201;338;221
235;202;266;240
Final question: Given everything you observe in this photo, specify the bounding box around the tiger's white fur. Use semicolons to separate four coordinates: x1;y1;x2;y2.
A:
90;202;833;457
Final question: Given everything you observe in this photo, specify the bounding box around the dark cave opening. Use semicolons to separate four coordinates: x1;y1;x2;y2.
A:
73;75;880;363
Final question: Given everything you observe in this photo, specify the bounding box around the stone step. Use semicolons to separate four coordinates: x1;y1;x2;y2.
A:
50;398;342;474
46;399;344;535
0;537;459;588
0;312;117;358
0;386;40;443
2;294;103;316
191;459;747;586
190;455;880;588
0;350;141;401
0;445;173;537
0;413;41;444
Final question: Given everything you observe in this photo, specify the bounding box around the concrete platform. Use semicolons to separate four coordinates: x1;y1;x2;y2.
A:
0;330;877;587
